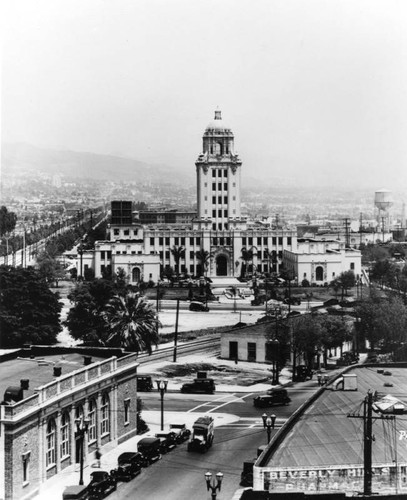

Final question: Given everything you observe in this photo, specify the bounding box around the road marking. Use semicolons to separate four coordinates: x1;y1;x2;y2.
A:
187;394;249;413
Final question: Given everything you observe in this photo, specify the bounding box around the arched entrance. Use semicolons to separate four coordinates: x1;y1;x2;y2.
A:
216;255;228;276
132;267;141;283
315;266;324;282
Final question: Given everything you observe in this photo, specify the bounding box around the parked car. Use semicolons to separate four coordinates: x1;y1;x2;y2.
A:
88;470;117;500
181;378;215;394
293;365;313;382
253;389;291;408
169;423;191;443
283;297;301;305
112;452;145;482
189;301;209;312
155;431;178;453
137;437;162;465
62;485;89;500
136;375;153;391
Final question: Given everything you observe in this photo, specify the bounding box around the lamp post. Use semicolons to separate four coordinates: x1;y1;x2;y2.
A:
156;379;168;431
75;416;90;485
262;413;276;443
270;336;280;385
77;242;84;279
205;471;224;499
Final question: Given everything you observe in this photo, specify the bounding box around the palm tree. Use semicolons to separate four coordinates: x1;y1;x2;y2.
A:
103;292;161;353
170;245;185;278
240;246;257;277
264;248;278;274
195;249;212;277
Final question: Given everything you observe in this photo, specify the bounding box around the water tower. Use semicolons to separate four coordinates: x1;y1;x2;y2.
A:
374;189;393;242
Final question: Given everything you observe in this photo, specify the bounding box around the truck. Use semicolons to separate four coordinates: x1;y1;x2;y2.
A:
180;377;215;394
187;416;214;453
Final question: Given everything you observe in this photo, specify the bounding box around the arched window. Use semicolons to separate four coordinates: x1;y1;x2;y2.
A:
101;394;110;436
315;266;324;281
132;267;141;283
88;399;97;443
46;418;56;467
60;412;70;459
214;142;223;155
75;405;83;420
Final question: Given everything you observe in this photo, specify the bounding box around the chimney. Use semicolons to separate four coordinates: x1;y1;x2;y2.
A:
20;379;29;390
84;356;92;366
53;366;62;377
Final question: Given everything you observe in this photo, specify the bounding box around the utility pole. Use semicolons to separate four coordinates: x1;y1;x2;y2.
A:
359;212;363;247
173;299;180;362
348;391;395;496
343;217;350;248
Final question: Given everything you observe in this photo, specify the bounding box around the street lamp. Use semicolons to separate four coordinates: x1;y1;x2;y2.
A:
75;416;90;485
205;471;224;499
77;242;84;279
156;379;168;431
270;337;280;385
262;413;276;443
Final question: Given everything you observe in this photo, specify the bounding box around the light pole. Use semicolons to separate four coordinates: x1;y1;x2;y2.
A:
270;336;280;385
262;413;276;443
156;379;168;431
205;471;224;499
77;242;84;279
75;416;90;485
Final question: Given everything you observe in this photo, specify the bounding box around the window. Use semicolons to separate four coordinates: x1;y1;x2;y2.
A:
100;265;105;274
224;210;228;217
332;272;335;277
278;237;283;245
196;237;201;245
218;183;222;190
218;223;222;230
248;343;256;361
189;237;194;245
212;209;216;217
181;237;185;246
174;237;179;245
60;412;70;459
257;237;262;245
165;237;170;246
242;237;247;246
159;237;163;245
223;169;228;177
249;237;253;245
213;238;218;245
218;209;222;217
226;237;231;245
88;399;97;443
218;170;222;177
263;237;267;245
287;237;292;245
124;399;130;425
46;418;56;468
350;263;355;270
204;195;207;201
101;251;105;259
304;273;307;278
212;169;216;177
272;237;277;245
101;394;110;436
220;238;224;246
114;229;119;236
165;251;170;259
107;251;111;259
190;251;194;259
212;223;216;230
190;264;194;273
212;183;216;190
224;183;227;190
224;196;228;204
159;251;163;260
133;229;138;236
22;452;30;484
150;237;154;246
218;196;222;204
124;229;130;236
212;196;216;204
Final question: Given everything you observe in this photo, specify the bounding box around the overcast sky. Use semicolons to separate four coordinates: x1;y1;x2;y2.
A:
2;0;407;190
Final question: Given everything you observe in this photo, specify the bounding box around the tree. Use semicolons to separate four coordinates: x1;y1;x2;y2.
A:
240;247;256;277
0;206;17;237
290;314;323;373
319;316;353;364
0;265;62;347
36;251;66;286
264;249;278;274
330;270;356;299
195;249;211;277
170;246;185;278
103;292;160;353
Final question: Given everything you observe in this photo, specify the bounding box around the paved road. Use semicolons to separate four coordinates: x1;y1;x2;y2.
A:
108;384;317;500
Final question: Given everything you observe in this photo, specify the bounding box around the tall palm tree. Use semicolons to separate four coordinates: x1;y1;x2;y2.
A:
240;246;257;277
170;245;185;278
195;249;212;277
103;292;161;353
264;248;278;274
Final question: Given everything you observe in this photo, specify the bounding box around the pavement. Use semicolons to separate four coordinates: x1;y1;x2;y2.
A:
38;353;356;500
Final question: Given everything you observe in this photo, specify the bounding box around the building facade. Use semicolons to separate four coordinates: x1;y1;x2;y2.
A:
0;349;139;500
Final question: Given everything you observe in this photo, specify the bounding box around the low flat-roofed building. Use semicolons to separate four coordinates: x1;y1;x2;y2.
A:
254;365;407;496
0;347;139;500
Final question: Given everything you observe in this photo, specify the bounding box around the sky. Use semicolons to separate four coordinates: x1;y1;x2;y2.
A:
2;0;407;190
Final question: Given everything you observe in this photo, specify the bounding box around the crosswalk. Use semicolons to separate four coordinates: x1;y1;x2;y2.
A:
216;417;287;429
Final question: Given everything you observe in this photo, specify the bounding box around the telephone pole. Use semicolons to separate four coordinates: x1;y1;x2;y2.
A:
343;217;350;248
348;391;395;496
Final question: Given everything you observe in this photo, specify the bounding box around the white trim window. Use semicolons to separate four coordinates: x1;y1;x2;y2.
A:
88;399;97;443
46;418;56;468
101;394;110;436
60;412;70;459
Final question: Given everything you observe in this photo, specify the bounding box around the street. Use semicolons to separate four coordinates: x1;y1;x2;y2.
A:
108;384;316;500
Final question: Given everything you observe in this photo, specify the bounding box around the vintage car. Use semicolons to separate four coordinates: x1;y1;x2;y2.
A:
62;485;89;500
253;389;291;408
155;431;178;453
88;470;117;500
136;375;154;391
112;452;145;481
169;423;191;443
137;437;162;465
189;300;210;312
181;378;215;394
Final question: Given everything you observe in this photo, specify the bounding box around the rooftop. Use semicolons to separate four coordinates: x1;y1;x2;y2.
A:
267;365;407;469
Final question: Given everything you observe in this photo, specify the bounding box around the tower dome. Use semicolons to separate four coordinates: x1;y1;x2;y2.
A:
205;109;232;133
